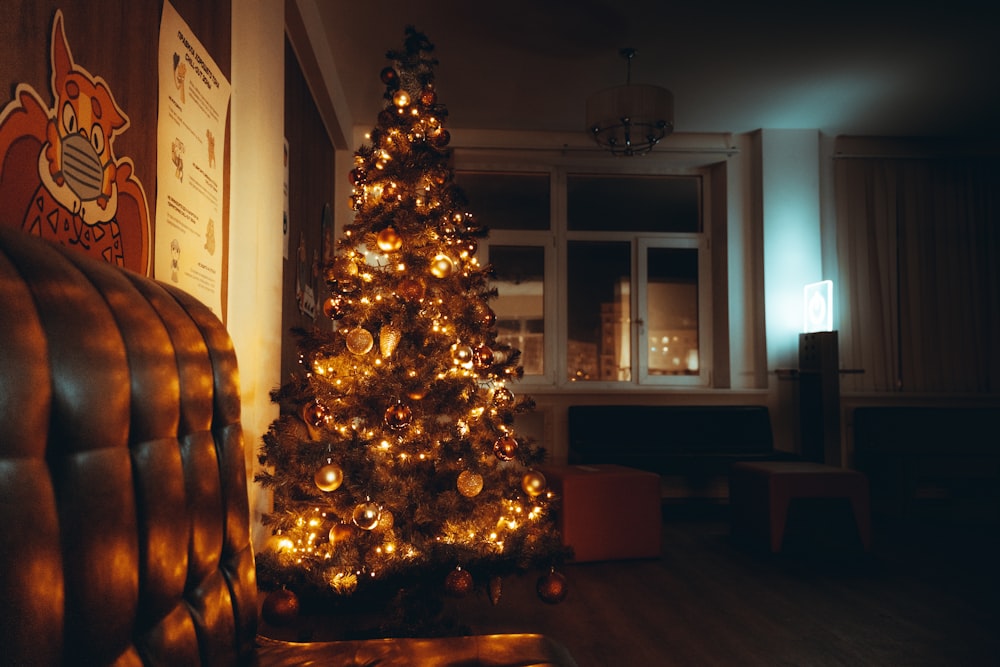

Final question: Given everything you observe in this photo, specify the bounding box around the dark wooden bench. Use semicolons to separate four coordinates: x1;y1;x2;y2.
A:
568;405;796;493
852;406;1000;524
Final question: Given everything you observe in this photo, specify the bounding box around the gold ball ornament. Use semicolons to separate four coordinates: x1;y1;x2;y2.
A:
328;522;356;544
262;588;300;627
522;470;547;497
302;401;327;428
444;566;474;597
493;435;519;461
352;501;381;530
384;402;413;430
377;226;403;252
314;461;344;492
456;470;484;497
393;89;411;108
536;569;568;604
429;254;454;278
345;328;374;355
452;344;474;367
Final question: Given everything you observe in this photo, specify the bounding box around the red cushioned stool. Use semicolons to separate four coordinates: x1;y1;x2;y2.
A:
729;461;871;553
540;464;661;562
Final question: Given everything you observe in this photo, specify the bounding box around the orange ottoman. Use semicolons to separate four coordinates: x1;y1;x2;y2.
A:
729;461;871;553
540;464;661;562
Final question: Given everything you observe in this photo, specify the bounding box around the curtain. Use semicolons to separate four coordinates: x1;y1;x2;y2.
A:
834;156;999;393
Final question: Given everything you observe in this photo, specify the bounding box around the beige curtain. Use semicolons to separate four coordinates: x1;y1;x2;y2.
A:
834;156;999;393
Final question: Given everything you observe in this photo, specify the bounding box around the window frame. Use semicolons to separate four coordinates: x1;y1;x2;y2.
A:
458;159;715;390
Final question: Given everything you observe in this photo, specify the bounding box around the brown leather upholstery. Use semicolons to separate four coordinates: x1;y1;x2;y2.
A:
0;228;576;666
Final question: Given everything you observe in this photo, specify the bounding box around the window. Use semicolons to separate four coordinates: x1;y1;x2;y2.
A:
458;167;712;388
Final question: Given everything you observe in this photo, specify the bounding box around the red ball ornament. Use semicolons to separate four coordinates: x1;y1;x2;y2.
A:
482;307;496;327
536;570;568;605
262;588;300;626
474;345;494;368
444;566;474;597
420;88;437;106
493;435;518;461
432;129;451;147
398;278;426;301
384;402;413;430
322;295;345;320
349;167;366;186
380;66;398;85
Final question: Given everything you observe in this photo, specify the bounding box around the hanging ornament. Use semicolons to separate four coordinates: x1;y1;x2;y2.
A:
376;226;403;252
488;576;503;606
444;566;473;597
482;307;496;327
349;167;367;186
419;87;437;106
378;510;394;530
261;588;300;627
352;501;381;530
379;324;402;357
346;328;374;355
407;386;427;401
302;401;328;429
429;254;454;278
397;277;426;301
474;345;494;368
384;402;413;430
337;277;359;294
393;89;411;108
314;460;344;492
328;522;356;544
456;470;484;497
522;470;547;497
536;569;568;604
451;344;474;368
493;435;518;461
431;129;451;147
322;295;346;320
380;66;399;86
492;387;514;407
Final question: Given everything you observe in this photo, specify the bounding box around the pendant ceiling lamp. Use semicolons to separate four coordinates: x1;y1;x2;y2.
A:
586;48;674;156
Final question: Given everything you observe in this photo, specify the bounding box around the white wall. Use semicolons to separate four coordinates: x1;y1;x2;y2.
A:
760;129;823;372
229;0;286;549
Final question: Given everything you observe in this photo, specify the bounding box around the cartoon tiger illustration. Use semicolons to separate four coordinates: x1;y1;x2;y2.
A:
0;10;150;273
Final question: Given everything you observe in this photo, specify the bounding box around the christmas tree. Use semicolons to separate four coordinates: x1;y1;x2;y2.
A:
256;28;567;622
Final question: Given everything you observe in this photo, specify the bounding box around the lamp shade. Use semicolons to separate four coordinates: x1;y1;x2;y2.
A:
587;83;674;156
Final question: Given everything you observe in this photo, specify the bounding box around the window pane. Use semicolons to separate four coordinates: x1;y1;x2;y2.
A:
490;245;545;375
567;241;631;382
456;171;550;230
646;247;699;375
567;174;699;232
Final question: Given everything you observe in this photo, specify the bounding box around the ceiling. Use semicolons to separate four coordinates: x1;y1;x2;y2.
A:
316;0;999;140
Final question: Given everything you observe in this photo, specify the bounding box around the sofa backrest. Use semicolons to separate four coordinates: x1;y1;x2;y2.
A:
0;228;257;665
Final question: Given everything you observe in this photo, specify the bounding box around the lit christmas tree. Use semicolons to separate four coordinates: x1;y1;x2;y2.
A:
256;28;567;624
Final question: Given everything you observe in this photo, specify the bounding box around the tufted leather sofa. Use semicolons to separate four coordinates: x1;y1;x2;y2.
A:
0;228;576;666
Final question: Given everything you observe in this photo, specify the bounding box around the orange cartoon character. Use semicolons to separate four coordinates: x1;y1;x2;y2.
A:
0;11;150;273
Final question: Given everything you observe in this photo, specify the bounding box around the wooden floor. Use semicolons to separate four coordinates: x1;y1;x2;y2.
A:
443;502;1000;667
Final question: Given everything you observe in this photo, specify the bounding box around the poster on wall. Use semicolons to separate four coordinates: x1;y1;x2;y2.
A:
155;0;231;316
0;10;151;274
